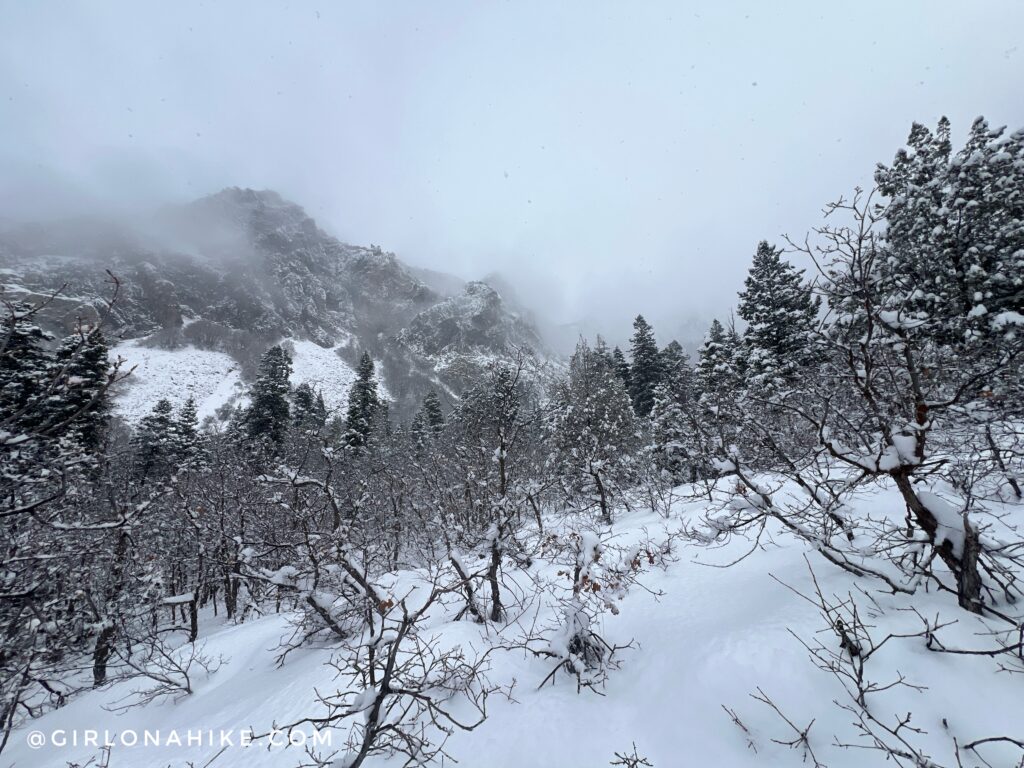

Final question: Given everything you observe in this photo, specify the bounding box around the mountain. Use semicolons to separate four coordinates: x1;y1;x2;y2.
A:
0;188;550;421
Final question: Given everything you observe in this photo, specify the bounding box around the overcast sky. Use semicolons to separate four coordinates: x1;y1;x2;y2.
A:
2;1;1022;345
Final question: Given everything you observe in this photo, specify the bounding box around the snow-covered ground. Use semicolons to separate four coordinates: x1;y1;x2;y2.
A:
284;339;359;416
111;340;245;423
6;482;1022;768
111;339;364;424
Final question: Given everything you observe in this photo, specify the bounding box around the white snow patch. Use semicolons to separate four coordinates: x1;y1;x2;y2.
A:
111;340;244;423
285;340;358;415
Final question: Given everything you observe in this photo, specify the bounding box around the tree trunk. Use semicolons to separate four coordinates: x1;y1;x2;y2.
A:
892;471;983;614
449;554;484;623
593;469;612;525
986;425;1022;500
92;531;131;686
487;538;502;622
188;596;199;643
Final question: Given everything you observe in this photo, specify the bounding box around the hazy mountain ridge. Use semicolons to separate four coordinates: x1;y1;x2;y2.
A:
0;188;549;419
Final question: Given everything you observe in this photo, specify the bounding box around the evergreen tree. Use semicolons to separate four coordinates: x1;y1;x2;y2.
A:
627;315;662;417
409;410;429;454
134;399;177;480
550;339;640;523
173;396;207;467
345;351;384;449
292;382;327;432
420;390;445;433
611;346;631;388
659;340;688;381
410;390;444;453
737;241;820;389
875;117;1024;343
593;336;616;369
650;341;698;483
177;396;199;443
694;318;744;463
48;327;112;451
0;303;53;431
650;382;690;483
696;319;740;395
244;345;292;445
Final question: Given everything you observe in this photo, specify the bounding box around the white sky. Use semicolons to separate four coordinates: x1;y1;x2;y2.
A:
2;1;1022;344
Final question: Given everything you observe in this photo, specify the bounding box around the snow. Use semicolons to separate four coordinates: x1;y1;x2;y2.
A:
112;338;373;424
877;309;927;330
283;339;359;415
991;310;1024;329
6;480;1022;768
918;490;971;556
111;340;244;423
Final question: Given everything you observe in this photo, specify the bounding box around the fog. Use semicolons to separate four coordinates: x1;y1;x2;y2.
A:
2;1;1022;347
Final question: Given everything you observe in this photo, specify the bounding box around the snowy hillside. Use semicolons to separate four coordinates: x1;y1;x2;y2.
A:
112;338;374;423
111;340;245;422
7;480;1021;768
284;339;363;415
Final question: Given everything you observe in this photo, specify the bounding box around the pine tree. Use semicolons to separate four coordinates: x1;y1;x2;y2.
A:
875;117;1024;343
244;345;292;445
345;351;383;449
659;340;687;380
0;303;53;431
693;318;745;463
292;382;327;432
697;319;740;395
650;382;689;483
409;410;429;454
737;241;819;390
627;315;662;417
48;327;112;451
421;390;445;433
650;341;699;483
410;390;444;453
550;339;640;523
172;396;207;467
611;346;631;388
177;396;199;443
134;399;177;480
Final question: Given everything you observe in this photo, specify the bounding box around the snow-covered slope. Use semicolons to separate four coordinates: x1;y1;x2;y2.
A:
111;340;244;422
11;481;1017;768
112;337;383;424
284;339;359;416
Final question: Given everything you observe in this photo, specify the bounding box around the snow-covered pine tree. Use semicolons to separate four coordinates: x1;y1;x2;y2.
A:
627;315;662;417
345;351;384;449
134;398;177;481
736;241;820;390
47;327;112;452
593;335;615;369
172;396;207;467
697;319;740;396
694;318;744;464
611;346;631;388
244;344;292;445
875;116;1024;343
650;341;698;483
0;302;53;432
550;339;640;524
410;391;444;453
292;382;327;432
420;390;445;433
